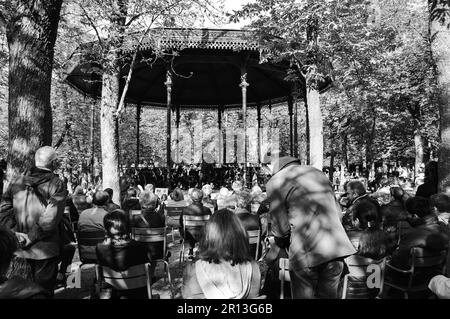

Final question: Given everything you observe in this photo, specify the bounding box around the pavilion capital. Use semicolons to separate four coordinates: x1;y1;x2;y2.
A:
240;73;249;88
165;71;173;88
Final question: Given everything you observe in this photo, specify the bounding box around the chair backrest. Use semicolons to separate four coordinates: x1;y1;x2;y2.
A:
132;226;166;259
279;258;290;299
203;203;215;215
183;214;210;228
130;210;141;216
97;264;151;294
410;247;448;270
77;229;106;246
342;255;386;299
165;206;183;217
132;227;166;243
247;229;261;260
77;229;106;263
396;220;412;241
279;258;290;282
247;229;260;245
64;206;72;223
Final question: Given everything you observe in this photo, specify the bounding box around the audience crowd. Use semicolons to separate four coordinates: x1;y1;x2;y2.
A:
1;147;450;299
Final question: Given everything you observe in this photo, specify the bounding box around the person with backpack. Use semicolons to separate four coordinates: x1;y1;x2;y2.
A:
0;146;68;295
0;226;49;299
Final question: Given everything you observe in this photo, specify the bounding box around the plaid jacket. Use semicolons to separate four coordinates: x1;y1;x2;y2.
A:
266;157;356;271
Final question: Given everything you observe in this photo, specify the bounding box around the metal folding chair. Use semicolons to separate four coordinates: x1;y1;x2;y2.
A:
247;229;261;261
131;226;174;297
95;263;153;299
279;258;291;299
384;247;448;299
342;255;386;299
179;214;210;263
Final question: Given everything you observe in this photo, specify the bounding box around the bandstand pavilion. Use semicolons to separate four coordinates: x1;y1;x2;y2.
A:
65;28;330;182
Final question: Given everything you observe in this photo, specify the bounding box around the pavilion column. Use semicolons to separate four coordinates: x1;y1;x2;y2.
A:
165;71;173;185
304;87;310;165
135;102;141;168
268;100;273;149
222;110;227;164
240;72;249;185
257;103;262;164
218;105;222;164
176;105;180;164
288;96;294;157
234;134;238;163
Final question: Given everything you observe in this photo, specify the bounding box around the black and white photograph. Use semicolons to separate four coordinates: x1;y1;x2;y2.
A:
0;0;449;310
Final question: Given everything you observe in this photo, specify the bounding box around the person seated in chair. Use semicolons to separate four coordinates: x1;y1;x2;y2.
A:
180;188;212;260
431;193;450;225
342;181;380;231
391;197;450;267
131;191;166;272
96;210;151;299
233;189;262;260
381;187;410;234
166;188;188;208
182;209;261;299
346;201;395;260
72;186;92;216
387;197;450;286
0;226;49;299
78;190;110;233
201;184;217;214
104;188;121;213
122;188;141;214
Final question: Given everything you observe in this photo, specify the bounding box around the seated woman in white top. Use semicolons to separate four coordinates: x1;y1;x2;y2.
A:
429;275;450;299
182;209;261;299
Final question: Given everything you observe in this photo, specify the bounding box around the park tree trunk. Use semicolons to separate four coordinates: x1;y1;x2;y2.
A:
305;14;323;171
414;130;426;179
429;0;450;190
4;0;63;183
365;112;376;173
329;151;335;183
341;132;349;168
98;0;127;205
307;86;323;170
100;53;121;205
304;92;310;165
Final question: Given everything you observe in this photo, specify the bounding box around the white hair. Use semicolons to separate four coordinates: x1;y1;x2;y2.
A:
35;146;57;169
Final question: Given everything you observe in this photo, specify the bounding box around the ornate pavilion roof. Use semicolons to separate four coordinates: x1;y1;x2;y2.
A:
121;28;261;53
65;28;330;110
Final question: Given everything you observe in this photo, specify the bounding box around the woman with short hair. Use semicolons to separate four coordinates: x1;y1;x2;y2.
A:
96;210;150;298
182;209;261;299
347;202;394;260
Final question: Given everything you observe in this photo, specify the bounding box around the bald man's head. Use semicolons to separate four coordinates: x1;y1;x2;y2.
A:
35;146;58;170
